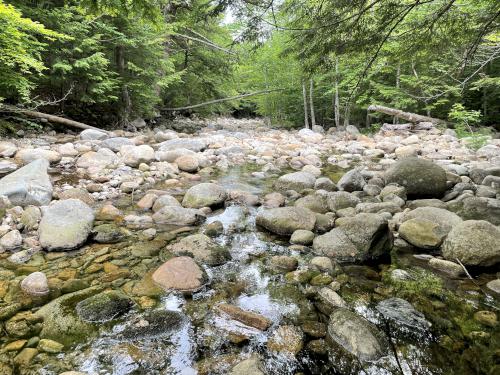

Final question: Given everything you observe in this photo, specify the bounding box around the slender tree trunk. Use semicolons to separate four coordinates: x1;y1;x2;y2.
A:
302;80;309;129
116;45;131;127
334;57;340;128
393;64;401;124
343;104;351;127
309;78;316;128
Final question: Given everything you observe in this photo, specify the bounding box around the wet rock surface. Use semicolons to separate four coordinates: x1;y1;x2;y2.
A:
0;118;498;375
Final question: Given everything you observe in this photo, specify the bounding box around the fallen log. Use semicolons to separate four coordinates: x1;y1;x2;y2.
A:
163;89;285;111
0;104;109;133
367;104;445;124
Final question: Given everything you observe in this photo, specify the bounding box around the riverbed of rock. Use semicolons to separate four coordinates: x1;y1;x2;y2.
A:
0;118;499;374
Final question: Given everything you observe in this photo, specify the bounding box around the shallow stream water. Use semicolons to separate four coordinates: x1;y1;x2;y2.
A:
2;164;499;375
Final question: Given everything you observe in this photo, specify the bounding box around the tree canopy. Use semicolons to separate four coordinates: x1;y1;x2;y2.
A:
0;0;498;130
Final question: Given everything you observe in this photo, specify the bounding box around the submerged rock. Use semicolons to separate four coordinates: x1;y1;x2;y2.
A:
376;298;431;332
442;220;500;267
182;183;227;208
34;286;102;347
256;206;316;236
118;309;184;340
327;308;389;362
216;303;271;330
0;159;52;206
267;325;303;355
152;256;208;292
384;157;447;197
39;199;94;251
76;290;132;323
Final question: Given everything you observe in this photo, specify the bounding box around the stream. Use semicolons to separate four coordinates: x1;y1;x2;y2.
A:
17;164;496;375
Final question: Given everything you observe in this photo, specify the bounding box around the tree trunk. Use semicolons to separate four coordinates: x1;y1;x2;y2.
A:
302;80;309;129
116;45;131;127
163;89;285;111
367;104;445;124
334;57;340;128
309;78;316;128
393;64;401;124
0;105;108;132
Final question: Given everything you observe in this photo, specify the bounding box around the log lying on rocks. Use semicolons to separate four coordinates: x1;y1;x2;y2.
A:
0;104;109;133
368;104;445;125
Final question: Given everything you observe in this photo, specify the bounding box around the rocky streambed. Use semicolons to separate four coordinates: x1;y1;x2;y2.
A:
0;118;499;375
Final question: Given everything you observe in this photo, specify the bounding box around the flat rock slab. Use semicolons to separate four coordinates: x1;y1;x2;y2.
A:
0;159;52;206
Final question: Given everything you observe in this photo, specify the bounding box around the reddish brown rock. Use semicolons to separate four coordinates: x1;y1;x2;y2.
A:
152;256;207;292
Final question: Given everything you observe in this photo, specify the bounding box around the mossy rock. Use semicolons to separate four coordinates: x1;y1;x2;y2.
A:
76;290;132;323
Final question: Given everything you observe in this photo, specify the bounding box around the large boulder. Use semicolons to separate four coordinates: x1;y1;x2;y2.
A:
39;199;94;251
152;256;208;292
337;169;366;192
182;183;227;208
256;207;316;236
152;206;205;225
0;159;52;206
313;213;390;262
442;220;500;267
168;233;230;266
275;171;316;192
120;145;155;167
398;207;462;249
384;157;447;198
327;308;388;362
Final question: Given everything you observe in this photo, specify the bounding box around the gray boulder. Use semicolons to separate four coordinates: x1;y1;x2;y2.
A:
101;137;134;152
398;207;462;249
327;308;388;362
256;207;316;236
337;169;366;192
442;220;500;267
313;213;390;262
326;191;361;211
39;199;94;251
168;233;230;266
158;138;206;152
152;206;205;226
182;183;227;208
0;159;52;206
80;129;108;140
385;157;447;197
275;171;316;192
294;193;329;214
447;196;500;225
